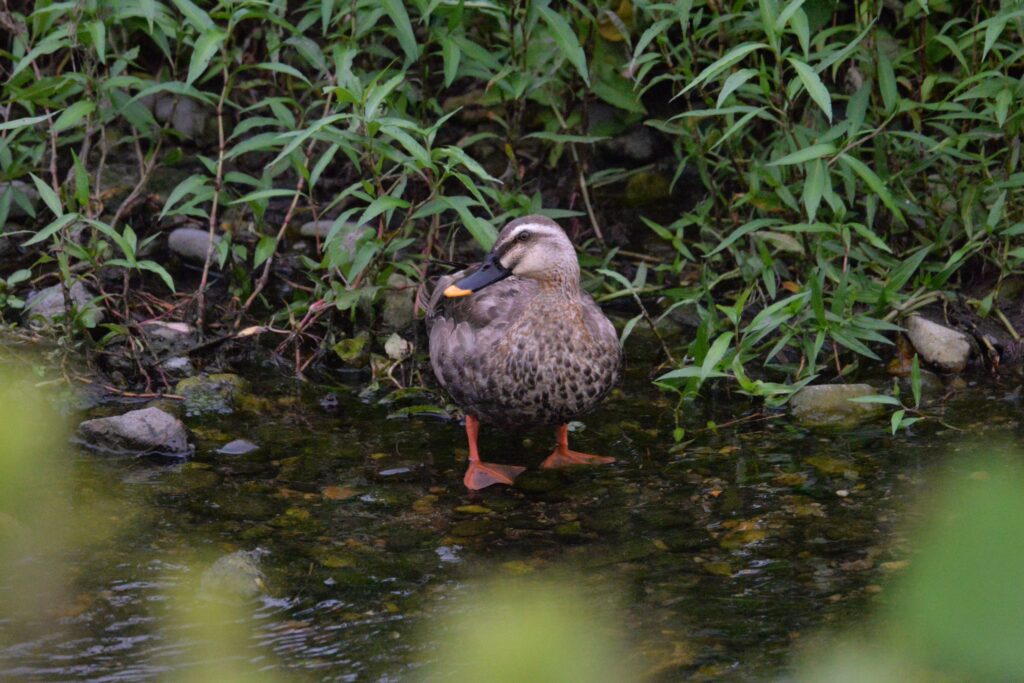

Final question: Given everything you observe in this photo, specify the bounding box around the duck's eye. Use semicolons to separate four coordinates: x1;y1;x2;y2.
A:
516;231;531;243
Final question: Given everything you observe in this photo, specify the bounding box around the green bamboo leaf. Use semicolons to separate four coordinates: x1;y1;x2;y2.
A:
716;68;758;108
681;43;767;96
788;57;832;121
803;158;824;222
29;174;62;217
775;0;808;31
877;47;897;113
255;62;311;85
381;0;419;66
768;142;836;166
229;188;298;205
53;100;95;133
539;4;590;86
88;20;106;62
982;16;1008;59
837;153;905;224
171;0;214;31
700;332;734;381
994;88;1011;127
849;394;902;406
22;213;77;247
187;29;225;85
0;113;52;132
253;235;277;268
441;35;460;87
138;260;176;292
890;409;905;434
161;175;208;218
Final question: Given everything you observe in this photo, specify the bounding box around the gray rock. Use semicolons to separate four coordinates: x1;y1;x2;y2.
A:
216;438;259;456
160;356;194;379
298;219;332;239
905;315;972;373
141;320;197;355
78;407;191;457
602;126;658;163
139;94;210;139
0;180;40;219
790;383;886;428
168;227;219;263
300;219;364;251
24;281;104;328
381;273;416;330
199;549;268;601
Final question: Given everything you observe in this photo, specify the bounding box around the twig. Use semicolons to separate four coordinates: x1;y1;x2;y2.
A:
196;63;232;329
238;91;335;322
550;105;605;244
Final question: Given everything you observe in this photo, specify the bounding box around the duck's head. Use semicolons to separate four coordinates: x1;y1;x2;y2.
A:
444;215;578;297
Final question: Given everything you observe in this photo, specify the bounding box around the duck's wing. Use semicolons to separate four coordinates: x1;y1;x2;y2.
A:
580;291;624;377
426;271;537;396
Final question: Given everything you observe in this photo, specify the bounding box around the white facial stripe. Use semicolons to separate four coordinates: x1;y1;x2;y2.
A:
504;223;562;243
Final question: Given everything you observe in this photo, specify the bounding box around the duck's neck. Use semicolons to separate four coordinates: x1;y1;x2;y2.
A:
537;265;581;298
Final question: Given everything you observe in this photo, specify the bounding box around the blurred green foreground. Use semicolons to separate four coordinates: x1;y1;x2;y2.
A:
1;368;1023;682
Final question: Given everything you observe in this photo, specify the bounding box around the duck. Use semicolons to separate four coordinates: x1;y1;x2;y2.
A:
426;215;622;490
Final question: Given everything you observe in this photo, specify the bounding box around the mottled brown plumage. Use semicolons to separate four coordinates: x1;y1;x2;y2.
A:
426;216;621;478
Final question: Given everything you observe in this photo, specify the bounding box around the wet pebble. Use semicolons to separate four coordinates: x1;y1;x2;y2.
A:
168;227;219;263
216;438;259;456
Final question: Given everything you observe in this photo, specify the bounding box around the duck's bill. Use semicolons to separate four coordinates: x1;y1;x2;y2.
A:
444;254;511;297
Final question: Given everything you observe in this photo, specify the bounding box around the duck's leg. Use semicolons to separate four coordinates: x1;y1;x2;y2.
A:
541;424;615;469
463;415;526;490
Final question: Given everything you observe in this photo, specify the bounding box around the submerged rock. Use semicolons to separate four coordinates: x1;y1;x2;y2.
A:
790;383;885;428
905;315;972;373
175;373;248;416
168;227;219;263
24;281;104;328
216;438;259;456
199;549;268;601
78;407;191;457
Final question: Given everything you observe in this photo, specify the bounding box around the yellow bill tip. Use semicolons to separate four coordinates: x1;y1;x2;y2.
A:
444;284;473;298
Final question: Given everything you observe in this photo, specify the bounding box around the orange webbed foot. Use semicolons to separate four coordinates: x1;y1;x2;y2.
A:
541;423;615;469
464;461;526;490
541;448;615;469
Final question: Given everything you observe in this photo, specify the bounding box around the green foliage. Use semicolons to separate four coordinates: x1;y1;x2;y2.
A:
634;0;1024;402
0;0;1021;394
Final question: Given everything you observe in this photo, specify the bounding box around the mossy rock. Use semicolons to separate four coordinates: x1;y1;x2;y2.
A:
789;383;885;428
175;373;249;416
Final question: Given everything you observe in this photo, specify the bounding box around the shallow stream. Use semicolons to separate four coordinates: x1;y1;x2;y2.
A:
1;338;1022;681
